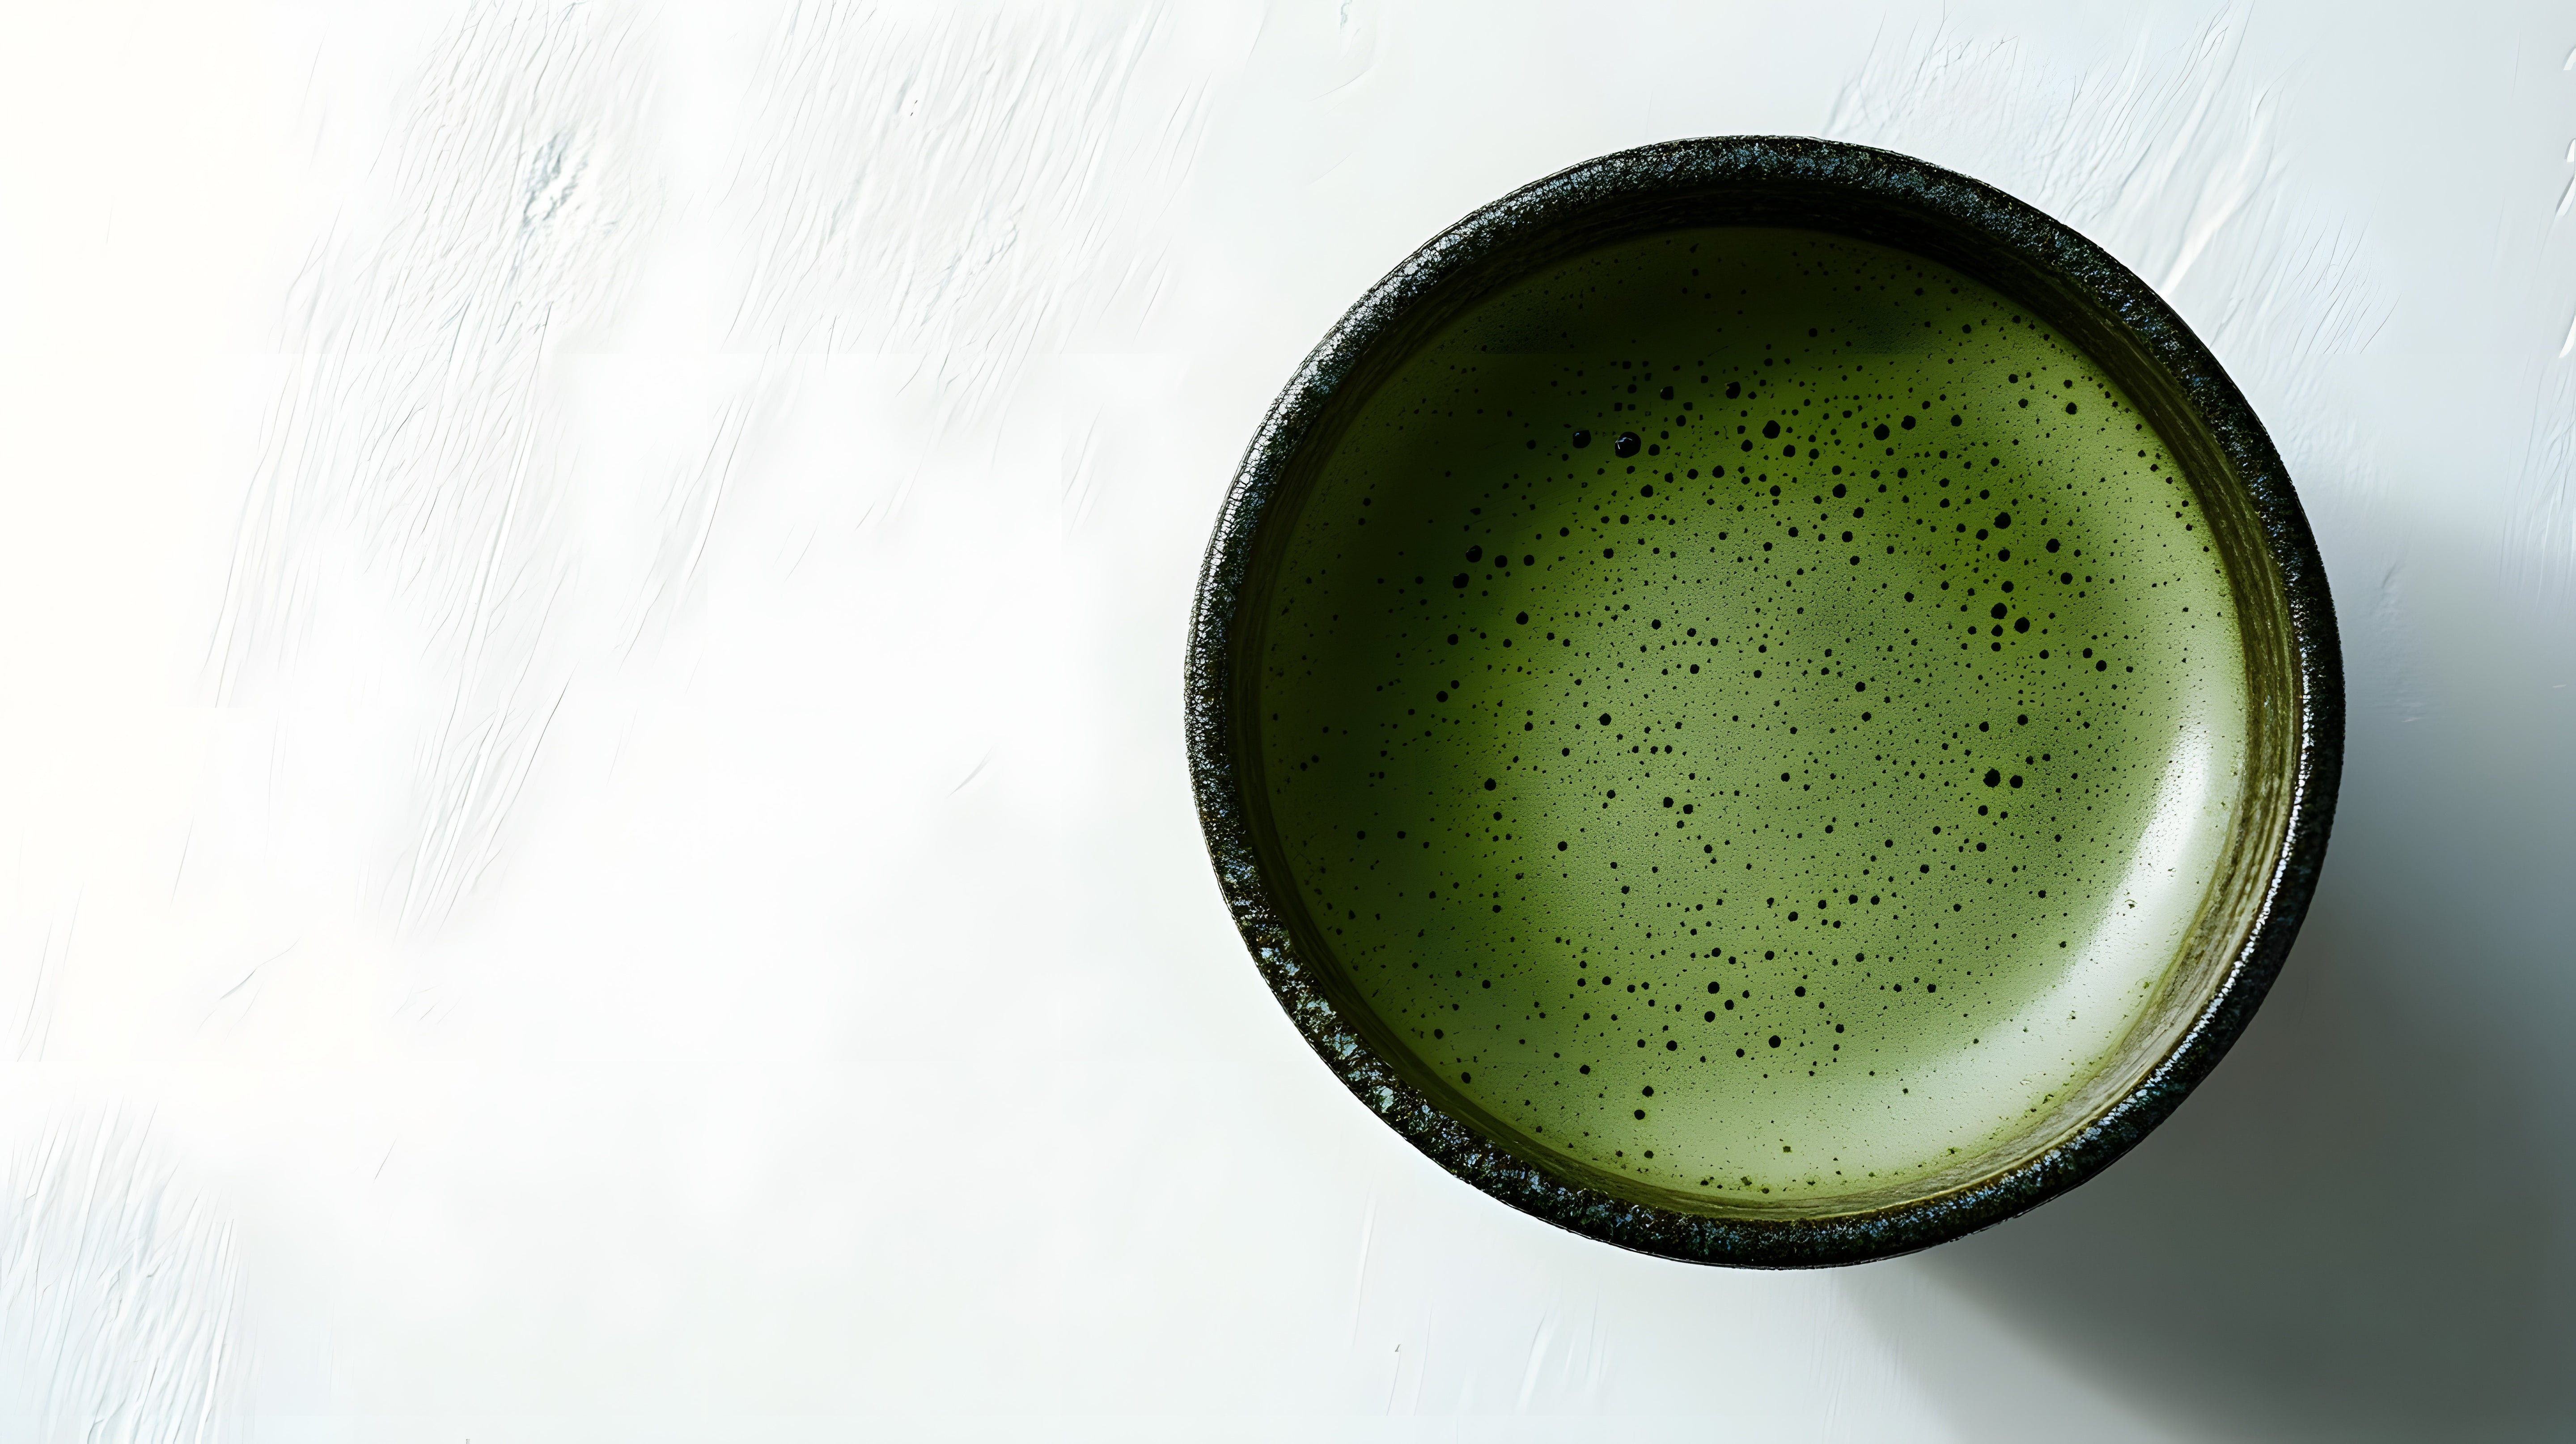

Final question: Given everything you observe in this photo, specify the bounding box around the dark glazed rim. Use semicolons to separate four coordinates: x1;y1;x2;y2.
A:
1185;137;2343;1268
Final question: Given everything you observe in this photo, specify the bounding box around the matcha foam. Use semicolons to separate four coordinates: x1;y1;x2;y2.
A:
1251;228;2248;1206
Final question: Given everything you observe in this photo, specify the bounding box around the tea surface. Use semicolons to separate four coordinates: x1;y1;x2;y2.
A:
1254;228;2247;1205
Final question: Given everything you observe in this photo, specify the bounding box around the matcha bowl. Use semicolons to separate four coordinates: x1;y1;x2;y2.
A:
1185;137;2340;1267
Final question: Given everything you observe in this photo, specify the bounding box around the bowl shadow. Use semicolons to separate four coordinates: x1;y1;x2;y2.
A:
1850;542;2576;1440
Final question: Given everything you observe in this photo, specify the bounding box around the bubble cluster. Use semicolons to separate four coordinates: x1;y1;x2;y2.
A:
1255;228;2249;1203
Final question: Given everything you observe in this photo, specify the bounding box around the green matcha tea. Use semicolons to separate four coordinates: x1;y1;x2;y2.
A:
1250;228;2248;1208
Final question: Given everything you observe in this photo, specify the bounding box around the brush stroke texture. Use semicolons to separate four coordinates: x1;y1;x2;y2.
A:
211;2;656;932
2508;67;2576;597
728;1;1205;361
0;1109;239;1444
1828;13;2386;395
721;0;1212;537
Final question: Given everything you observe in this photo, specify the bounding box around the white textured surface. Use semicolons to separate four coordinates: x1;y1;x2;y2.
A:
0;2;2569;1439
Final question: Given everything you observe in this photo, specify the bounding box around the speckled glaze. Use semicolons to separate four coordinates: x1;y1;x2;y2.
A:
1186;137;2342;1268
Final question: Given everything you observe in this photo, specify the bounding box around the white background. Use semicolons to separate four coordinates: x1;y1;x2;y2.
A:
1;2;2570;1439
